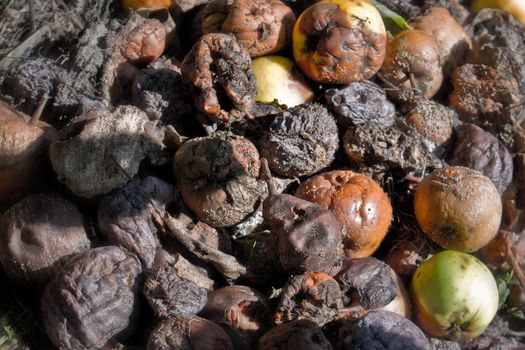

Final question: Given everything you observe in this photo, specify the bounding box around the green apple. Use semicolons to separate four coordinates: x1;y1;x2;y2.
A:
252;55;314;108
411;250;498;340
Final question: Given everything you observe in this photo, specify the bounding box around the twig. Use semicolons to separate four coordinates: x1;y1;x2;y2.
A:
29;92;48;125
163;213;247;280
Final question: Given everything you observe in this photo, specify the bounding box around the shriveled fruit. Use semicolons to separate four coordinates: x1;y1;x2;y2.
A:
411;250;498;340
202;0;295;57
49;105;165;198
41;246;142;349
259;103;338;178
293;0;386;84
0;193;90;287
335;257;411;318
181;33;257;123
414;166;502;252
173;132;267;227
263;194;344;275
295;171;392;258
274;272;343;326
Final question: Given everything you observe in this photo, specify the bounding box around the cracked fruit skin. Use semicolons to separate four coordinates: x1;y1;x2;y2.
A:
411;250;498;340
252;56;314;108
471;0;525;25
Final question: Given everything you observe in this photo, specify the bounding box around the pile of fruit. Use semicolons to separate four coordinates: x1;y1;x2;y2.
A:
1;0;525;349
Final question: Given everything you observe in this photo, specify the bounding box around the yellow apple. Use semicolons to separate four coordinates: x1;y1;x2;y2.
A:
471;0;525;25
252;55;314;108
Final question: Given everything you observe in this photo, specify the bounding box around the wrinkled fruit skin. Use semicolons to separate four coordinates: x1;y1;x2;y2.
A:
181;33;257;123
263;194;344;275
335;257;411;318
411;250;499;340
147;315;234;350
414;166;502;252
202;0;296;57
296;171;392;258
380;30;443;100
449;123;513;194
0;193;90;287
293;0;386;84
258;320;332;350
98;176;177;268
324;81;396;130
174;133;267;227
41;246;142;350
49;105;165;198
275;272;343;326
143;253;208;318
259;103;338;178
340;310;430;349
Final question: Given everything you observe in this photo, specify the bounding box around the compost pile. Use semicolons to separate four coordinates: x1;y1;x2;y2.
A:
1;0;525;349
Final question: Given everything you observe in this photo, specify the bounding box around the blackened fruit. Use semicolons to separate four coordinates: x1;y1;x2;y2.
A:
324;81;396;130
259;103;338;178
263;194;344;276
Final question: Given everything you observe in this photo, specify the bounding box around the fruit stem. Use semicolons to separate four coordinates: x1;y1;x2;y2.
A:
260;158;277;196
29;92;48;125
408;73;419;92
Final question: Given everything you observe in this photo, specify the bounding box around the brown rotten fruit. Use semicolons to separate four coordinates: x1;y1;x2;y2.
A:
0;193;90;287
181;33;257;123
380;29;443;101
295;171;392;258
292;0;387;84
274;272;343;326
202;0;295;57
173;132;267;227
263;194;344;276
414;166;502;252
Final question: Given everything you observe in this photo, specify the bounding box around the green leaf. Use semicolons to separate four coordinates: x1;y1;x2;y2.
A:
506;307;525;320
497;271;514;310
368;0;412;35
